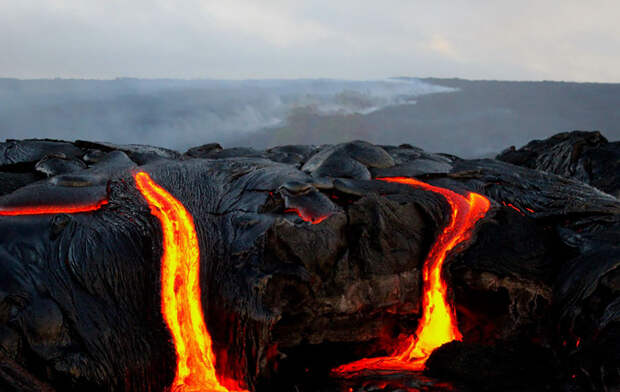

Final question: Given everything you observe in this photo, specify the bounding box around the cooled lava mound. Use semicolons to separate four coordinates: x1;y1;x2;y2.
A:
0;131;618;391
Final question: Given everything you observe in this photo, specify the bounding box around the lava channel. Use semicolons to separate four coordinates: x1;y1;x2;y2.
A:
134;171;247;392
0;199;108;216
332;176;490;376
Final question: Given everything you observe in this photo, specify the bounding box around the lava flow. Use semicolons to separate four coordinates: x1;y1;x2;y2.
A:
0;199;108;216
134;171;247;392
332;176;490;376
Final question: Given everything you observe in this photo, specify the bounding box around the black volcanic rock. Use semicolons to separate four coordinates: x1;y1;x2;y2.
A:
497;130;620;197
34;154;87;177
0;139;83;167
426;341;558;391
301;140;395;180
0;135;618;392
74;140;180;165
183;142;223;158
0;171;43;196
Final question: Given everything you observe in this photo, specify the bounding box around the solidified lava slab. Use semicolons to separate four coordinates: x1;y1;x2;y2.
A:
0;133;617;392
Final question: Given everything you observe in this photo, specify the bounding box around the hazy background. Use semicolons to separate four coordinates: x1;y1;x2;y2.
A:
2;1;619;156
0;78;454;150
3;1;620;81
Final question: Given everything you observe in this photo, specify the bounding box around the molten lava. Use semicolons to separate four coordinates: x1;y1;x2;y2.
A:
284;208;329;224
134;171;246;392
332;176;490;375
0;199;108;216
0;171;490;387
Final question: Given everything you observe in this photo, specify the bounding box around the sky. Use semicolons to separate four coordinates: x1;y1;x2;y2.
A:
1;0;620;82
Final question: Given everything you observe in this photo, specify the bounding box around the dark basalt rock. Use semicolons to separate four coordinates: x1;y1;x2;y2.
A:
497;130;620;197
301;141;394;180
82;149;107;164
425;341;558;391
0;135;617;392
183;142;223;158
0;172;44;196
0;139;83;167
265;145;319;166
190;146;266;160
74;140;180;164
34;155;87;177
371;147;453;178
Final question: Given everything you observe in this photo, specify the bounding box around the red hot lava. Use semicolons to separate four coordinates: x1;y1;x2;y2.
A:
0;172;491;389
0;174;248;391
284;208;330;224
134;171;247;392
0;199;108;216
332;176;490;375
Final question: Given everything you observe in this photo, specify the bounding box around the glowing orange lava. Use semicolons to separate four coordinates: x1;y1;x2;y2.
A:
0;199;108;216
284;208;329;224
501;201;525;215
134;171;247;392
332;176;490;375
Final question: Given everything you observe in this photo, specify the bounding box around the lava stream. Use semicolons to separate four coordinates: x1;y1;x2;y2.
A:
134;171;247;392
0;199;108;216
332;176;490;376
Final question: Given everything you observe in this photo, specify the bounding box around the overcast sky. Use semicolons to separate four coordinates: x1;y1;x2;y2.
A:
2;0;619;82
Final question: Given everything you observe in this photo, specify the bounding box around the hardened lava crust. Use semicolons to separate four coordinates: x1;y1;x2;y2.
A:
0;131;618;391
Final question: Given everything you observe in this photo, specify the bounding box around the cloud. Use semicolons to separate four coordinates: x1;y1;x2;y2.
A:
0;1;619;81
200;1;332;47
426;35;460;60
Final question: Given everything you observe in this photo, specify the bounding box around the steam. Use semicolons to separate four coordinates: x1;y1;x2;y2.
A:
0;78;454;150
